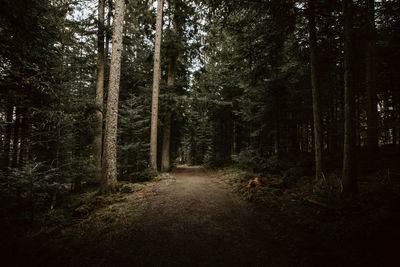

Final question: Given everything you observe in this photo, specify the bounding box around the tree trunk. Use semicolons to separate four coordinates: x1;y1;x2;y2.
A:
342;0;357;195
105;0;113;62
19;110;30;166
150;0;164;171
355;93;361;147
366;0;378;153
4;105;13;171
308;0;323;180
232;120;237;154
274;115;280;155
161;112;172;172
103;0;113;111
101;0;125;193
94;0;105;183
12;107;21;167
56;16;67;173
161;1;178;172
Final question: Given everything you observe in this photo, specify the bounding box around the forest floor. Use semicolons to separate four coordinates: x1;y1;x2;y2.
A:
3;164;399;266
4;166;293;266
217;164;400;266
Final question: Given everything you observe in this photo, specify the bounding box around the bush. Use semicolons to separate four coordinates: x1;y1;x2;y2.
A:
232;149;267;172
120;183;143;194
265;155;281;173
125;168;157;183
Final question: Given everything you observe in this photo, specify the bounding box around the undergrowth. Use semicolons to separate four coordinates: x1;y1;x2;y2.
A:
0;173;175;266
218;159;400;266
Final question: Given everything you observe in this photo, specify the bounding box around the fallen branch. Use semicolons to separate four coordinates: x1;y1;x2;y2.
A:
305;198;329;208
321;171;327;185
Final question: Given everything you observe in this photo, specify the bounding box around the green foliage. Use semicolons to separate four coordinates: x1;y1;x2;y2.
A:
180;99;214;165
0;0;98;221
0;0;399;250
120;183;144;194
232;149;265;171
0;160;58;221
118;94;152;182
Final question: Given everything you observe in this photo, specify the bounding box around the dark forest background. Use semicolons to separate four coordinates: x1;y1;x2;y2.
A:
1;0;399;265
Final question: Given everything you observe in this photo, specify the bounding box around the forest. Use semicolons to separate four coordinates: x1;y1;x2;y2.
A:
1;0;400;266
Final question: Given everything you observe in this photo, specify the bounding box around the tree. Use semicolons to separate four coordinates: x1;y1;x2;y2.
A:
366;0;378;153
308;0;323;180
3;105;13;172
342;0;357;194
150;0;164;171
161;0;179;172
93;0;105;183
102;0;126;192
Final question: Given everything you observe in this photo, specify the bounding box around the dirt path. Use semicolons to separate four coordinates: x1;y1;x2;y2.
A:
68;166;294;266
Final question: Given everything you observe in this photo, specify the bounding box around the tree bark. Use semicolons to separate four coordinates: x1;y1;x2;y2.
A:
101;0;125;193
94;0;105;183
150;0;164;171
366;0;378;152
342;0;357;194
161;111;172;172
12;107;21;167
4;105;13;171
161;0;178;172
274;116;280;155
19;110;30;166
308;0;323;180
105;0;113;62
232;120;237;154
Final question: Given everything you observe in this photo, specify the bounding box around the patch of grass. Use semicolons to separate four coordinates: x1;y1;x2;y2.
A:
120;183;145;194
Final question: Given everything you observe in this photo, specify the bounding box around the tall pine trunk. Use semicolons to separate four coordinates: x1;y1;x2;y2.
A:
12;108;21;167
150;0;164;171
104;0;113;89
19;110;30;166
101;0;125;193
94;0;105;183
161;111;172;172
308;0;323;180
274;114;280;155
161;0;178;172
160;60;176;172
342;0;357;194
366;0;378;153
4;105;13;171
105;0;113;61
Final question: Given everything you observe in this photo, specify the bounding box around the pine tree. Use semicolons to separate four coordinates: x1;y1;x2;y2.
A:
93;0;105;183
161;0;179;172
150;0;164;171
308;0;323;180
102;0;126;192
342;0;357;194
366;0;378;153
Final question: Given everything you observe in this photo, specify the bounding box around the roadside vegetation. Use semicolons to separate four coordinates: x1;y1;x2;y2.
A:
217;148;400;266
